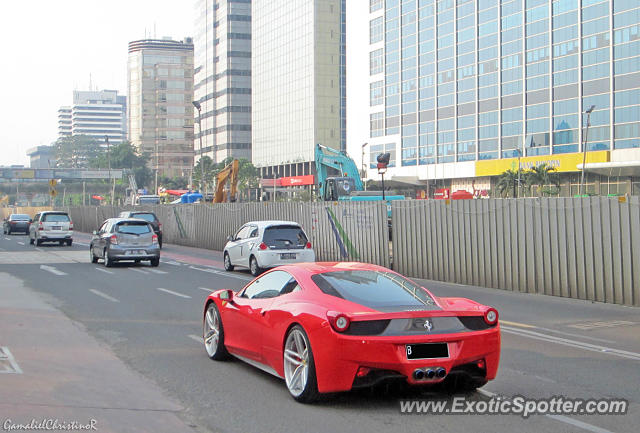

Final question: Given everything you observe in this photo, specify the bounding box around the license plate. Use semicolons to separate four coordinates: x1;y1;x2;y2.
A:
52;226;61;230
125;250;146;255
406;343;449;360
280;253;297;259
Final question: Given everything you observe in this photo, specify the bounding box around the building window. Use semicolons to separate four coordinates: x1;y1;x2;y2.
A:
370;112;384;138
370;81;383;106
370;0;382;13
370;17;383;44
370;48;383;75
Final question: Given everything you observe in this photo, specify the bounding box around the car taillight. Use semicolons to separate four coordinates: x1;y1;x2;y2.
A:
259;242;267;250
69;221;74;230
109;234;118;245
483;308;498;325
158;223;162;230
306;242;312;249
38;222;43;231
152;234;158;244
327;311;350;332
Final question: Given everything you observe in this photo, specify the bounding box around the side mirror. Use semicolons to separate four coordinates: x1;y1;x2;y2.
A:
227;235;234;242
219;289;234;302
92;230;98;235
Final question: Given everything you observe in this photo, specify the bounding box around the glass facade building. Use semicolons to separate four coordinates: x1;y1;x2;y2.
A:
368;0;640;189
252;0;346;178
194;0;252;164
128;38;194;179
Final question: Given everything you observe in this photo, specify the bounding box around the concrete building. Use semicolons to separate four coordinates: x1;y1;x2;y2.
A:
251;0;346;180
26;145;56;169
366;0;640;197
127;38;195;180
193;0;252;164
57;90;127;144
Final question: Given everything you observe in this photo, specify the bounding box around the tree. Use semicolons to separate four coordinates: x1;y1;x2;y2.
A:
496;169;524;198
215;157;260;200
192;156;217;191
89;141;153;189
525;163;560;197
54;135;101;168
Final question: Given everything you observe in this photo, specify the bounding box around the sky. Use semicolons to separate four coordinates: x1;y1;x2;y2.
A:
0;0;369;169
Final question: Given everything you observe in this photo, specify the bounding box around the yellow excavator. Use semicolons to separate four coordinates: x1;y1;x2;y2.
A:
213;159;239;203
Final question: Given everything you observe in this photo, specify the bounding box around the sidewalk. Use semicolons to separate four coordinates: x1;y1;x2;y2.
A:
0;272;200;433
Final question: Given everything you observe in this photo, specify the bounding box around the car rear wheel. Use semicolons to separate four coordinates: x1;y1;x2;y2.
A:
35;238;41;246
90;247;98;263
29;236;34;245
104;250;114;267
250;256;262;276
67;240;72;246
150;257;160;267
6;228;11;235
284;326;319;403
59;240;64;246
204;303;229;360
223;252;234;271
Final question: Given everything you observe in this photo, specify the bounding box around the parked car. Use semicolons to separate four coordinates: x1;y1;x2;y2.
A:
202;262;500;402
118;211;163;248
90;218;160;267
3;213;31;235
223;220;315;276
29;211;73;246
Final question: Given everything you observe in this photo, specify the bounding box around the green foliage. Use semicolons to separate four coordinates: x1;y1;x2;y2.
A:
54;135;101;168
525;163;560;196
89;141;153;189
496;169;524;198
192;156;217;191
158;175;189;189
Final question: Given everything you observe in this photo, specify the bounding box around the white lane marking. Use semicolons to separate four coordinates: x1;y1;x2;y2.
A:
189;265;251;280
198;287;214;293
89;289;120;303
3;237;9;241
75;242;89;246
39;265;67;276
0;347;23;374
148;269;168;274
502;326;640;361
94;267;113;274
477;389;614;433
162;260;182;266
521;324;613;344
188;334;202;343
129;268;149;275
157;288;191;299
17;241;24;245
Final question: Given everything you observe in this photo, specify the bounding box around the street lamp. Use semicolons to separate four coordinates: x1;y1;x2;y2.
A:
361;142;368;191
192;100;204;195
105;135;114;205
377;152;391;200
580;105;596;196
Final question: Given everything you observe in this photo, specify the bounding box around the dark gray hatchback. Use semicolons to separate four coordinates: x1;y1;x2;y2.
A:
90;218;160;267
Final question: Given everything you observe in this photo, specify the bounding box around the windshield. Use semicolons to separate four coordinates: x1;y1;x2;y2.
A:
10;214;30;221
42;213;70;222
263;225;308;249
138;196;160;204
311;270;439;312
132;213;156;223
116;222;151;235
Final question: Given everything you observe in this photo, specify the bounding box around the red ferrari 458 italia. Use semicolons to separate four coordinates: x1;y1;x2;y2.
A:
202;262;500;402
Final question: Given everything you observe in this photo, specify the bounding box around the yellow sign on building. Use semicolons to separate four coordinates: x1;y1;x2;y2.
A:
475;151;610;177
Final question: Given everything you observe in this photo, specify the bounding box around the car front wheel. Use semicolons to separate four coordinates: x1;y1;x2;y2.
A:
284;326;319;403
90;247;98;263
223;252;234;271
150;257;160;267
250;256;262;276
204;303;229;360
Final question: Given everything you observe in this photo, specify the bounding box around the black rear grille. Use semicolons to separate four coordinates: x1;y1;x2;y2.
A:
458;316;494;330
344;319;390;336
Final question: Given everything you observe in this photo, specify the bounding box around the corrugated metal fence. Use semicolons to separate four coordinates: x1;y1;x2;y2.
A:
392;197;639;307
61;202;390;267
61;197;640;306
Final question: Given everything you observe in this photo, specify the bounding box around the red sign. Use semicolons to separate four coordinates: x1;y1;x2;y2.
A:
279;175;315;187
260;178;282;187
91;195;103;201
433;188;450;200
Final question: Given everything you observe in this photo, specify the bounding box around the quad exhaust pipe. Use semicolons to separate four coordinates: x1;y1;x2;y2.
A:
413;367;446;381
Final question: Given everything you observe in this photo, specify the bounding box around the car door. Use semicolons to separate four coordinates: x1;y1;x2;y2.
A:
222;270;293;363
240;225;260;266
227;225;249;263
93;221;110;257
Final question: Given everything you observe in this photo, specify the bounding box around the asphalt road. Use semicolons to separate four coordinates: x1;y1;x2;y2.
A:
0;233;638;433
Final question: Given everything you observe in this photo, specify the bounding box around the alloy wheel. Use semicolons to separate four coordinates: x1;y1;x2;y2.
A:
204;305;220;357
284;328;309;397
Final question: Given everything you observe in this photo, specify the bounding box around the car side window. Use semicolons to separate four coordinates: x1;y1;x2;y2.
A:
249;226;259;238
241;270;295;299
33;214;40;223
234;226;250;240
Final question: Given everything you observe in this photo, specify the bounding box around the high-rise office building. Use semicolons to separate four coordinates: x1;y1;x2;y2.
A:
128;38;195;180
193;0;252;164
252;0;346;179
367;0;640;196
57;90;126;144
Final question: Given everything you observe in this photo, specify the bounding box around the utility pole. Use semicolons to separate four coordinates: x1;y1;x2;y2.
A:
361;142;368;191
192;101;204;196
580;105;596;196
106;135;114;205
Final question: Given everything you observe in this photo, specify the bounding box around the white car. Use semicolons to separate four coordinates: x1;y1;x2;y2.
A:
29;211;73;246
223;221;316;276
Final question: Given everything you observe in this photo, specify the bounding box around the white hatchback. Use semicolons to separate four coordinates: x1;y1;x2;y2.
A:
223;221;316;276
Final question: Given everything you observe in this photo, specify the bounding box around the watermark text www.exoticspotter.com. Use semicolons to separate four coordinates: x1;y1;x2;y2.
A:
400;396;628;418
2;418;97;431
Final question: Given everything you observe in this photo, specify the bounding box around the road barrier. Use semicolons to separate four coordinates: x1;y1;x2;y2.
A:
61;197;639;307
392;197;639;307
61;202;390;267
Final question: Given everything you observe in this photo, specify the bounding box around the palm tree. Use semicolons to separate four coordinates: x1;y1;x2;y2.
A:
496;169;524;198
525;163;560;197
